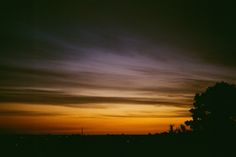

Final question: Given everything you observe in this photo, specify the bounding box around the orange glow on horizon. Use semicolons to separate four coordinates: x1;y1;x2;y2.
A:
0;103;190;134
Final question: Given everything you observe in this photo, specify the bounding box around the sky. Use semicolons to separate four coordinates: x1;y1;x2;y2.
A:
1;1;236;134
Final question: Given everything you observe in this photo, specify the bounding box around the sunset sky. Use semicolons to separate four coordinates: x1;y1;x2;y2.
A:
1;1;236;134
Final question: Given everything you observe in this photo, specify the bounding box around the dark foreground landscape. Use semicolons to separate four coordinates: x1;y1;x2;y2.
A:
1;133;235;157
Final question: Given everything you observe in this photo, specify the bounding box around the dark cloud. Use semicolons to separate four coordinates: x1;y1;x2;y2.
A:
0;64;140;90
0;110;64;117
101;108;190;118
0;88;189;107
101;113;190;118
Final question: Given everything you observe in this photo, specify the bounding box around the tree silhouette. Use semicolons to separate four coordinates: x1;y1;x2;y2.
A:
179;124;186;133
168;124;175;134
185;82;236;134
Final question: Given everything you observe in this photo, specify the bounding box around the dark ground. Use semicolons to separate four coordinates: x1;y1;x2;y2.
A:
0;134;235;157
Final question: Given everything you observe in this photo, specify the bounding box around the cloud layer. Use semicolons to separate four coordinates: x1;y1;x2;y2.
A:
1;1;236;134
